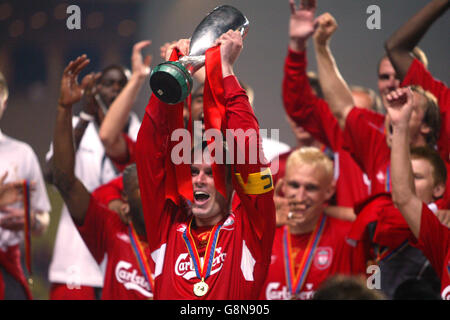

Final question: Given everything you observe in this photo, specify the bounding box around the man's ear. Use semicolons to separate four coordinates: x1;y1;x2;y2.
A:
324;179;336;202
432;182;445;200
419;122;431;136
119;202;131;224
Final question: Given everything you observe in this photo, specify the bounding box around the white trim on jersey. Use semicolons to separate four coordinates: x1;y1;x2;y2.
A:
151;243;166;278
240;240;256;281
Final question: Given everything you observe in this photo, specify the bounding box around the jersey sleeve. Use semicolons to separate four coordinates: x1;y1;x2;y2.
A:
282;48;343;150
223;75;276;243
342;107;388;177
76;196;120;263
415;203;450;280
402;58;450;108
135;95;175;253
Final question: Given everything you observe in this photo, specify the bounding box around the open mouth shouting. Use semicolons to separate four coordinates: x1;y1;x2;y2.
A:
193;190;211;207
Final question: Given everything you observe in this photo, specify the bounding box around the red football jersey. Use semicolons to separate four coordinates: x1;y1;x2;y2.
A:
282;49;371;207
260;215;367;300
401;58;450;206
135;75;276;300
343;107;393;196
414;203;450;300
344;107;449;210
77;197;153;300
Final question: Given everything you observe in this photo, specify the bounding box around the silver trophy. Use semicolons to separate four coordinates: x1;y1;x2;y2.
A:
149;5;249;105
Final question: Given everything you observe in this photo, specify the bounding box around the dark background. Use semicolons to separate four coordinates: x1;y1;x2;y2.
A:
0;0;448;299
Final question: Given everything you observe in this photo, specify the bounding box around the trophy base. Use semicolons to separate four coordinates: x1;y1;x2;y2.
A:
149;61;193;105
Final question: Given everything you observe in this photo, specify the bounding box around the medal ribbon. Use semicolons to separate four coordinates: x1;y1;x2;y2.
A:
283;214;327;296
22;180;32;275
128;223;154;293
182;217;223;282
375;239;409;263
385;165;391;192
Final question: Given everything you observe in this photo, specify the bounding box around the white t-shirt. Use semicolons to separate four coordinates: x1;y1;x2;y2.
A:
0;130;51;251
47;114;140;287
262;136;291;163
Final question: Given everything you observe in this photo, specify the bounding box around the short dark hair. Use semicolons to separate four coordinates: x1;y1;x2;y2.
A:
313;275;385;300
411;146;447;187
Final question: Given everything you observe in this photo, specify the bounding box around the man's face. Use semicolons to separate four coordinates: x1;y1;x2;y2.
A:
286;116;315;146
97;68;127;108
378;57;401;108
283;162;335;228
385;91;428;147
191;162;230;224
411;158;444;204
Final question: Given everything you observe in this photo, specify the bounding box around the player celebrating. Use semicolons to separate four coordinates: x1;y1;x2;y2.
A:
388;87;449;300
261;147;367;300
135;30;276;299
52;56;153;300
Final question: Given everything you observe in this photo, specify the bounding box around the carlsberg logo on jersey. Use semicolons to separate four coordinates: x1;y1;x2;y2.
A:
175;247;227;280
265;282;315;300
115;261;152;298
265;282;291;300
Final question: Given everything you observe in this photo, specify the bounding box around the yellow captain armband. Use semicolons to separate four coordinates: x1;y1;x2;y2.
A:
234;168;274;195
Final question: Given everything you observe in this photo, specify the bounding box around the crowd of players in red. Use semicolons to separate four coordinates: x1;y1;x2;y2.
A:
0;0;448;300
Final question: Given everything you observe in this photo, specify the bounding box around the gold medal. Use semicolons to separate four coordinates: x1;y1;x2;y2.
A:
193;280;209;297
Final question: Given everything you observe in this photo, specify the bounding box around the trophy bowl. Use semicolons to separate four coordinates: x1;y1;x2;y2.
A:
150;5;249;105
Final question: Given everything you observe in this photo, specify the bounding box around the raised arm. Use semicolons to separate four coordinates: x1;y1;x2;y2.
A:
388;87;422;238
52;55;93;226
313;12;354;130
216;30;267;175
283;3;344;150
44;71;100;184
99;40;152;161
385;0;449;81
215;30;275;240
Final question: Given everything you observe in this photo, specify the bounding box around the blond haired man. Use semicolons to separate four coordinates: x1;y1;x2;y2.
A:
261;147;367;300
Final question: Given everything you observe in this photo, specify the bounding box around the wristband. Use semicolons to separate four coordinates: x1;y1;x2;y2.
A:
79;111;95;122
